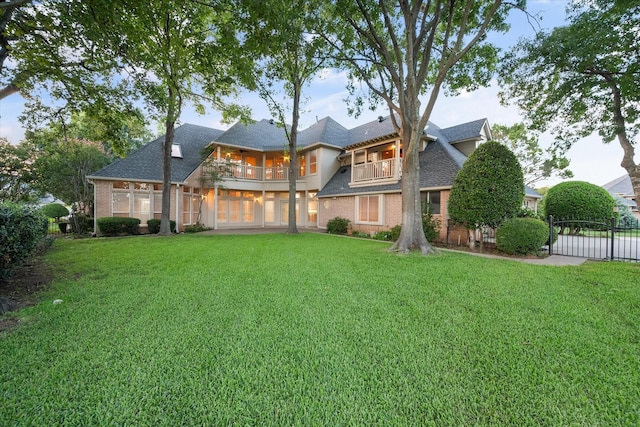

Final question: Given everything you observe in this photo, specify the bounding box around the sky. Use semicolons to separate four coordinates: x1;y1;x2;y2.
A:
0;0;633;189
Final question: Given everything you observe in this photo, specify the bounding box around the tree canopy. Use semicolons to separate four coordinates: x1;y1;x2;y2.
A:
499;0;640;208
323;0;521;254
242;0;329;234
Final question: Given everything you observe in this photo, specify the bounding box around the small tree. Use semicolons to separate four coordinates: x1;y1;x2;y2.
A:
448;141;524;250
543;181;615;234
613;196;639;229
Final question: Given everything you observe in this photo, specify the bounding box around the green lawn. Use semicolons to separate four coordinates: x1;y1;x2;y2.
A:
1;233;639;426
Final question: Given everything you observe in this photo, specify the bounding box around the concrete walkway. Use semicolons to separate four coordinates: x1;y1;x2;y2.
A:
440;249;588;266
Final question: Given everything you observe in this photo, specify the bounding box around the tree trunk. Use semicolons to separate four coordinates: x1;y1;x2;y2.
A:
604;73;640;217
286;80;301;235
159;104;176;235
389;128;434;254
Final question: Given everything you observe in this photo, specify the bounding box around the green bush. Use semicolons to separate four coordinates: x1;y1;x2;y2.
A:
97;217;141;236
327;217;350;234
147;219;176;234
39;203;69;219
422;203;441;242
543;181;614;222
70;214;94;234
496;217;549;255
184;223;209;233
0;203;48;278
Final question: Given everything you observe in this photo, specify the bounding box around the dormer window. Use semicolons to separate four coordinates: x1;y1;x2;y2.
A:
171;143;183;158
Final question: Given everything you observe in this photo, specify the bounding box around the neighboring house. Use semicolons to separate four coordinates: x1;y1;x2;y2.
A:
603;174;639;218
88;115;541;240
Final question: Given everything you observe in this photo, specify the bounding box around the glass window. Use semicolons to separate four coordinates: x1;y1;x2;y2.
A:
243;200;254;222
265;200;275;223
422;191;441;215
112;193;129;215
171;144;182;158
217;199;228;222
299;154;306;177
357;195;381;223
309;150;317;174
133;194;150;221
229;200;241;222
113;181;129;189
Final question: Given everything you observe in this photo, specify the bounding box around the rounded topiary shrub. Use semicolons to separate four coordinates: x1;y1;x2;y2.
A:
40;203;69;219
496;217;549;255
543;181;614;222
326;217;350;234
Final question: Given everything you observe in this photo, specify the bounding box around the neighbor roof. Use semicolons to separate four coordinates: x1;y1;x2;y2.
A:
88;123;224;183
603;174;634;196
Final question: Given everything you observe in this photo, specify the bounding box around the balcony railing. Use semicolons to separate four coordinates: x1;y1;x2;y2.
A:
352;158;399;183
202;161;297;182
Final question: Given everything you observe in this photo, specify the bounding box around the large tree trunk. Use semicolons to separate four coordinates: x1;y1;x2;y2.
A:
159;97;176;235
286;80;301;235
389;127;435;254
604;73;640;217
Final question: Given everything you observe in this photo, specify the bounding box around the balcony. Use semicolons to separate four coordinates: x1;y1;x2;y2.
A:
202;161;297;182
352;158;400;184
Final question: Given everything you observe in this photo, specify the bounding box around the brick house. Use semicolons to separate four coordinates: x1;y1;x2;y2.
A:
88;114;541;239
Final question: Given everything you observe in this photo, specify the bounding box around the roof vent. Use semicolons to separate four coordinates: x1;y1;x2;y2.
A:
378;116;384;123
269;119;274;125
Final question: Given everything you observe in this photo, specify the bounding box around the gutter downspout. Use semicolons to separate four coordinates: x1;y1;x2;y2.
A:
175;184;180;233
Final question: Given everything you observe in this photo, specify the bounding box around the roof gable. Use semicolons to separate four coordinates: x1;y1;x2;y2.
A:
439;118;489;143
298;116;350;148
603;174;634;196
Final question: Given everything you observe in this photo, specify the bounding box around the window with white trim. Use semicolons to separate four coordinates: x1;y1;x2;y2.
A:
356;194;382;224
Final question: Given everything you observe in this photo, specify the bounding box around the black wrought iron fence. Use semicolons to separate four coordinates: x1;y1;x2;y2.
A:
548;215;640;262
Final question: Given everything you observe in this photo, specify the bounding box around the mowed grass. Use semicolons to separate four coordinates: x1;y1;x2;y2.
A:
1;233;639;426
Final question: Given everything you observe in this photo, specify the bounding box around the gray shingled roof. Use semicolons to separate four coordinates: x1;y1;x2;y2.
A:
347;115;398;146
89;123;224;183
603;174;634;196
216;119;289;150
298;117;350;148
439;118;488;142
317;138;464;197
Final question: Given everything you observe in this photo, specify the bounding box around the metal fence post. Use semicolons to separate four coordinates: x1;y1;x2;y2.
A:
548;215;554;256
611;216;615;261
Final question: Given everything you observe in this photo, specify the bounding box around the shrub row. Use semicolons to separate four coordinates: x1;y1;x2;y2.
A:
0;203;49;278
146;219;176;234
97;217;141;236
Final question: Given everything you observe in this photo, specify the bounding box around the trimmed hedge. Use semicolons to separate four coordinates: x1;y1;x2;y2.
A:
327;217;350;234
543;181;614;222
496;217;549;255
0;203;48;278
97;217;141;236
147;219;176;234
